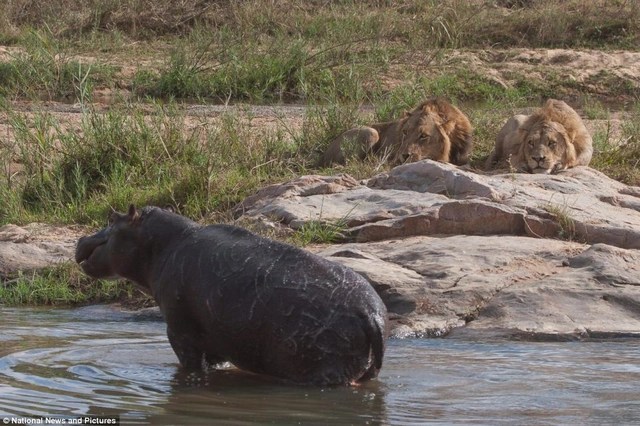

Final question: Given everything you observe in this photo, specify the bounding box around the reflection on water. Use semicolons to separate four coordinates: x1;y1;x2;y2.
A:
1;305;640;425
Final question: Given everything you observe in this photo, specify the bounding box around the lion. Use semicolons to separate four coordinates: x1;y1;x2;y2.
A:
321;98;473;167
486;99;593;174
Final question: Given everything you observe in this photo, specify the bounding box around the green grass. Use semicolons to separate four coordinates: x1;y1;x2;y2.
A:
0;99;332;225
0;1;638;104
2;95;639;228
291;220;347;246
582;96;611;120
145;38;310;102
0;29;116;101
132;26;391;104
0;262;149;306
1;82;416;227
542;202;578;241
590;105;640;185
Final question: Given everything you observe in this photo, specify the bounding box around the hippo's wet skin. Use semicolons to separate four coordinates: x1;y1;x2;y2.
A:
76;205;388;386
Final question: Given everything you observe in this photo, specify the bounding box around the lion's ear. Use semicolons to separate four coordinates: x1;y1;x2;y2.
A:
565;128;577;143
515;128;529;158
422;103;438;115
562;133;577;164
440;119;457;135
516;127;529;144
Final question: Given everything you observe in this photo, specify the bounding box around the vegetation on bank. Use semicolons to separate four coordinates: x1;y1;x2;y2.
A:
1;0;638;49
0;262;152;306
0;0;639;305
0;1;638;104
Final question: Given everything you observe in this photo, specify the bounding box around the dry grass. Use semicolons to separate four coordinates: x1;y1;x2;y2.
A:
1;0;638;48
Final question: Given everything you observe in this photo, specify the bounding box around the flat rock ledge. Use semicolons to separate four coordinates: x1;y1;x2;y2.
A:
236;161;640;340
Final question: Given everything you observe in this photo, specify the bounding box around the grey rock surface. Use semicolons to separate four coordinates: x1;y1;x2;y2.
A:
237;160;640;339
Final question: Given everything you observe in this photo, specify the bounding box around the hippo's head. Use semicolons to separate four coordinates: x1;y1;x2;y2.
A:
76;205;149;288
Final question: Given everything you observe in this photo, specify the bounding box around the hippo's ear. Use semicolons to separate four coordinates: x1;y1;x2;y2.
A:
127;204;140;223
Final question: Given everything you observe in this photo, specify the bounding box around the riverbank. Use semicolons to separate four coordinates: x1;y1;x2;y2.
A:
0;1;639;338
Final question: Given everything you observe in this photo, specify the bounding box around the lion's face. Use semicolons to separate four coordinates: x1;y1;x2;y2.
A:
396;109;449;163
521;121;569;174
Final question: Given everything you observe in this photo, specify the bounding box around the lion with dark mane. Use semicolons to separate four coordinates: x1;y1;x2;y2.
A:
321;98;473;166
486;99;593;174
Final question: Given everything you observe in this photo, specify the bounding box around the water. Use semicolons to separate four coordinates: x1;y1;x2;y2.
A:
1;305;639;425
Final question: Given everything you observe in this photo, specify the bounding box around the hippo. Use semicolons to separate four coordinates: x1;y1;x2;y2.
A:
75;205;388;386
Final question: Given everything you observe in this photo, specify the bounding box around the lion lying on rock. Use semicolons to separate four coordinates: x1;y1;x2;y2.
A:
486;99;593;174
321;98;473;166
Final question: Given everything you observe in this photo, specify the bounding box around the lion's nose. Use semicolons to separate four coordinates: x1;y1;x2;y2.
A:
532;155;546;163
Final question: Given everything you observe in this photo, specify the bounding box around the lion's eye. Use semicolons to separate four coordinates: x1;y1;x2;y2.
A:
548;141;556;148
527;140;534;147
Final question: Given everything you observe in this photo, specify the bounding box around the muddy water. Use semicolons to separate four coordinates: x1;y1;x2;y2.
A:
1;305;639;425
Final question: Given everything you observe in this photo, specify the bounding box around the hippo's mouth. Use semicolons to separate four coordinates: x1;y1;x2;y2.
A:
76;245;100;266
75;236;107;265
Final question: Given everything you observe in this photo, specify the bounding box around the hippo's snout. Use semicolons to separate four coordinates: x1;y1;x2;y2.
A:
75;234;107;264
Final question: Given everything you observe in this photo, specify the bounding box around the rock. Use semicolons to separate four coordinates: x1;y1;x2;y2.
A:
0;224;87;276
237;161;640;339
238;161;640;248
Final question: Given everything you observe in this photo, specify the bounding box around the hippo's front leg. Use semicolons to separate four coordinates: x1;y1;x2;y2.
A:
167;326;205;370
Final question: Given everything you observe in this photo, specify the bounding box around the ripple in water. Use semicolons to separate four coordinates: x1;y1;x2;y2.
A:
1;305;640;425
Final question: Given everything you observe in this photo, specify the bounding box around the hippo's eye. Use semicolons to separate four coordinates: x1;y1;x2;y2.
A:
108;213;116;226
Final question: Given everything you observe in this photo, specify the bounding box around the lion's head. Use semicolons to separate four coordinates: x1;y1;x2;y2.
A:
390;98;473;165
321;98;473;167
393;104;454;163
488;99;593;174
519;120;573;174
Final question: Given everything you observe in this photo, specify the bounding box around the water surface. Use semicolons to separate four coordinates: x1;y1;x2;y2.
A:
1;305;639;425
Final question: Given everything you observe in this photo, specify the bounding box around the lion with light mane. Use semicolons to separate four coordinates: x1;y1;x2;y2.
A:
486;99;593;174
321;98;473;166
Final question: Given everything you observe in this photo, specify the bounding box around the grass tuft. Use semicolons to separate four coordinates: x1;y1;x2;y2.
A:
590;105;640;185
292;220;347;246
0;29;115;101
543;203;577;241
